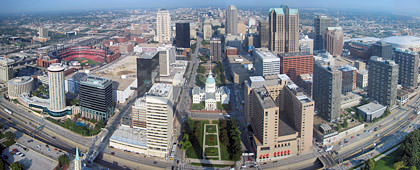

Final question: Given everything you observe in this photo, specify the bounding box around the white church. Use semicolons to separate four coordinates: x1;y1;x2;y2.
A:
192;70;230;111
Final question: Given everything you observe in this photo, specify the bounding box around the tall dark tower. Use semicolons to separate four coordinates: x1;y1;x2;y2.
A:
175;23;190;48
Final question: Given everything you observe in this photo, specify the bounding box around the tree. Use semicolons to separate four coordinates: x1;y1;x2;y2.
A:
400;129;420;166
180;134;192;150
58;154;70;167
364;158;375;170
0;160;4;170
197;65;206;74
337;124;342;131
5;131;15;141
409;166;417;170
393;161;405;170
10;162;24;170
343;119;348;128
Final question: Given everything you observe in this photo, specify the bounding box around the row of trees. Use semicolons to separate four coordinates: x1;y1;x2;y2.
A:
219;119;242;161
47;118;105;136
180;118;206;158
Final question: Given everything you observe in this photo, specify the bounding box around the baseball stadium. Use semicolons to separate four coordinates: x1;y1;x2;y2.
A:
48;46;119;65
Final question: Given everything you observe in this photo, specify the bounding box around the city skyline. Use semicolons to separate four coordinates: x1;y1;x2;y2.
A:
2;0;420;16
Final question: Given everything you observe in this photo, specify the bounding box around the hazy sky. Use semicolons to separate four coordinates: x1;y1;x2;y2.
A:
2;0;420;16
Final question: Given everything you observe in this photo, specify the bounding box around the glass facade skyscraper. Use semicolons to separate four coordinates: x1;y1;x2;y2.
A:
137;52;160;96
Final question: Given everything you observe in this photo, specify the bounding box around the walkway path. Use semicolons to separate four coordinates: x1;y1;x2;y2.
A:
202;123;221;160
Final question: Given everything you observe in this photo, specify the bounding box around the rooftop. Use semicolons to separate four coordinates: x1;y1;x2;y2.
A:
278;119;298;136
370;56;397;66
394;48;418;55
139;51;158;59
0;57;14;65
147;83;172;97
254;88;277;109
327;27;342;31
47;63;65;72
110;125;147;148
254;48;279;62
382;36;420;48
80;75;112;88
8;76;33;85
357;102;387;114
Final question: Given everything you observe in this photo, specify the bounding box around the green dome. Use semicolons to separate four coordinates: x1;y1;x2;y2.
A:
206;75;215;84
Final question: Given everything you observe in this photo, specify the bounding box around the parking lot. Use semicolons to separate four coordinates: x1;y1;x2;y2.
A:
16;132;64;160
2;143;56;170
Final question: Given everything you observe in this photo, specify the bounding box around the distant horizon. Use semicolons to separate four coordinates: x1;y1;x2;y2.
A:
1;0;420;17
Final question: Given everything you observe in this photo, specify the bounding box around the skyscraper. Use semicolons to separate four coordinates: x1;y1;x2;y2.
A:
156;9;171;43
159;50;170;77
314;15;332;51
325;27;344;56
244;74;313;162
210;38;222;61
368;56;398;107
137;52;160;96
279;52;314;82
393;48;419;88
175;23;190;48
226;5;238;35
371;41;393;60
313;60;342;122
79;75;114;121
269;6;299;54
258;21;269;48
145;83;174;158
203;20;212;41
48;63;66;112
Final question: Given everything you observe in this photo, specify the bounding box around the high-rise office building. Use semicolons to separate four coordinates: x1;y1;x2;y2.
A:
159;50;170;77
80;75;114;121
145;83;174;158
368;56;398;107
38;27;49;38
339;65;357;94
175;23;190;48
156;9;171;43
279;52;314;82
313;59;342;122
356;70;368;89
258;21;269;48
226;5;238;35
203;20;212;41
299;35;314;54
137;52;159;96
0;57;14;82
48;63;66;112
325;27;344;56
354;60;366;71
269;6;299;54
244;74;314;162
314;15;332;51
254;48;281;76
210;38;222;61
371;41;393;60
393;48;419;88
132;97;146;128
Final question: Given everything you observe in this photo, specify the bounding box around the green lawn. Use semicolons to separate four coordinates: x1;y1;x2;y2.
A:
186;146;201;159
205;147;219;157
373;149;401;170
206;124;217;133
205;134;218;146
185;119;209;159
191;102;205;110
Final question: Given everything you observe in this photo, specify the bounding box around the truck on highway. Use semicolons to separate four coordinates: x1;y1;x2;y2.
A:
324;145;333;152
4;108;12;115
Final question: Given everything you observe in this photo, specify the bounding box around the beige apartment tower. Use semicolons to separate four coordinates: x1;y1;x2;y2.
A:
244;74;314;162
156;9;171;43
326;27;344;56
269;6;299;54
